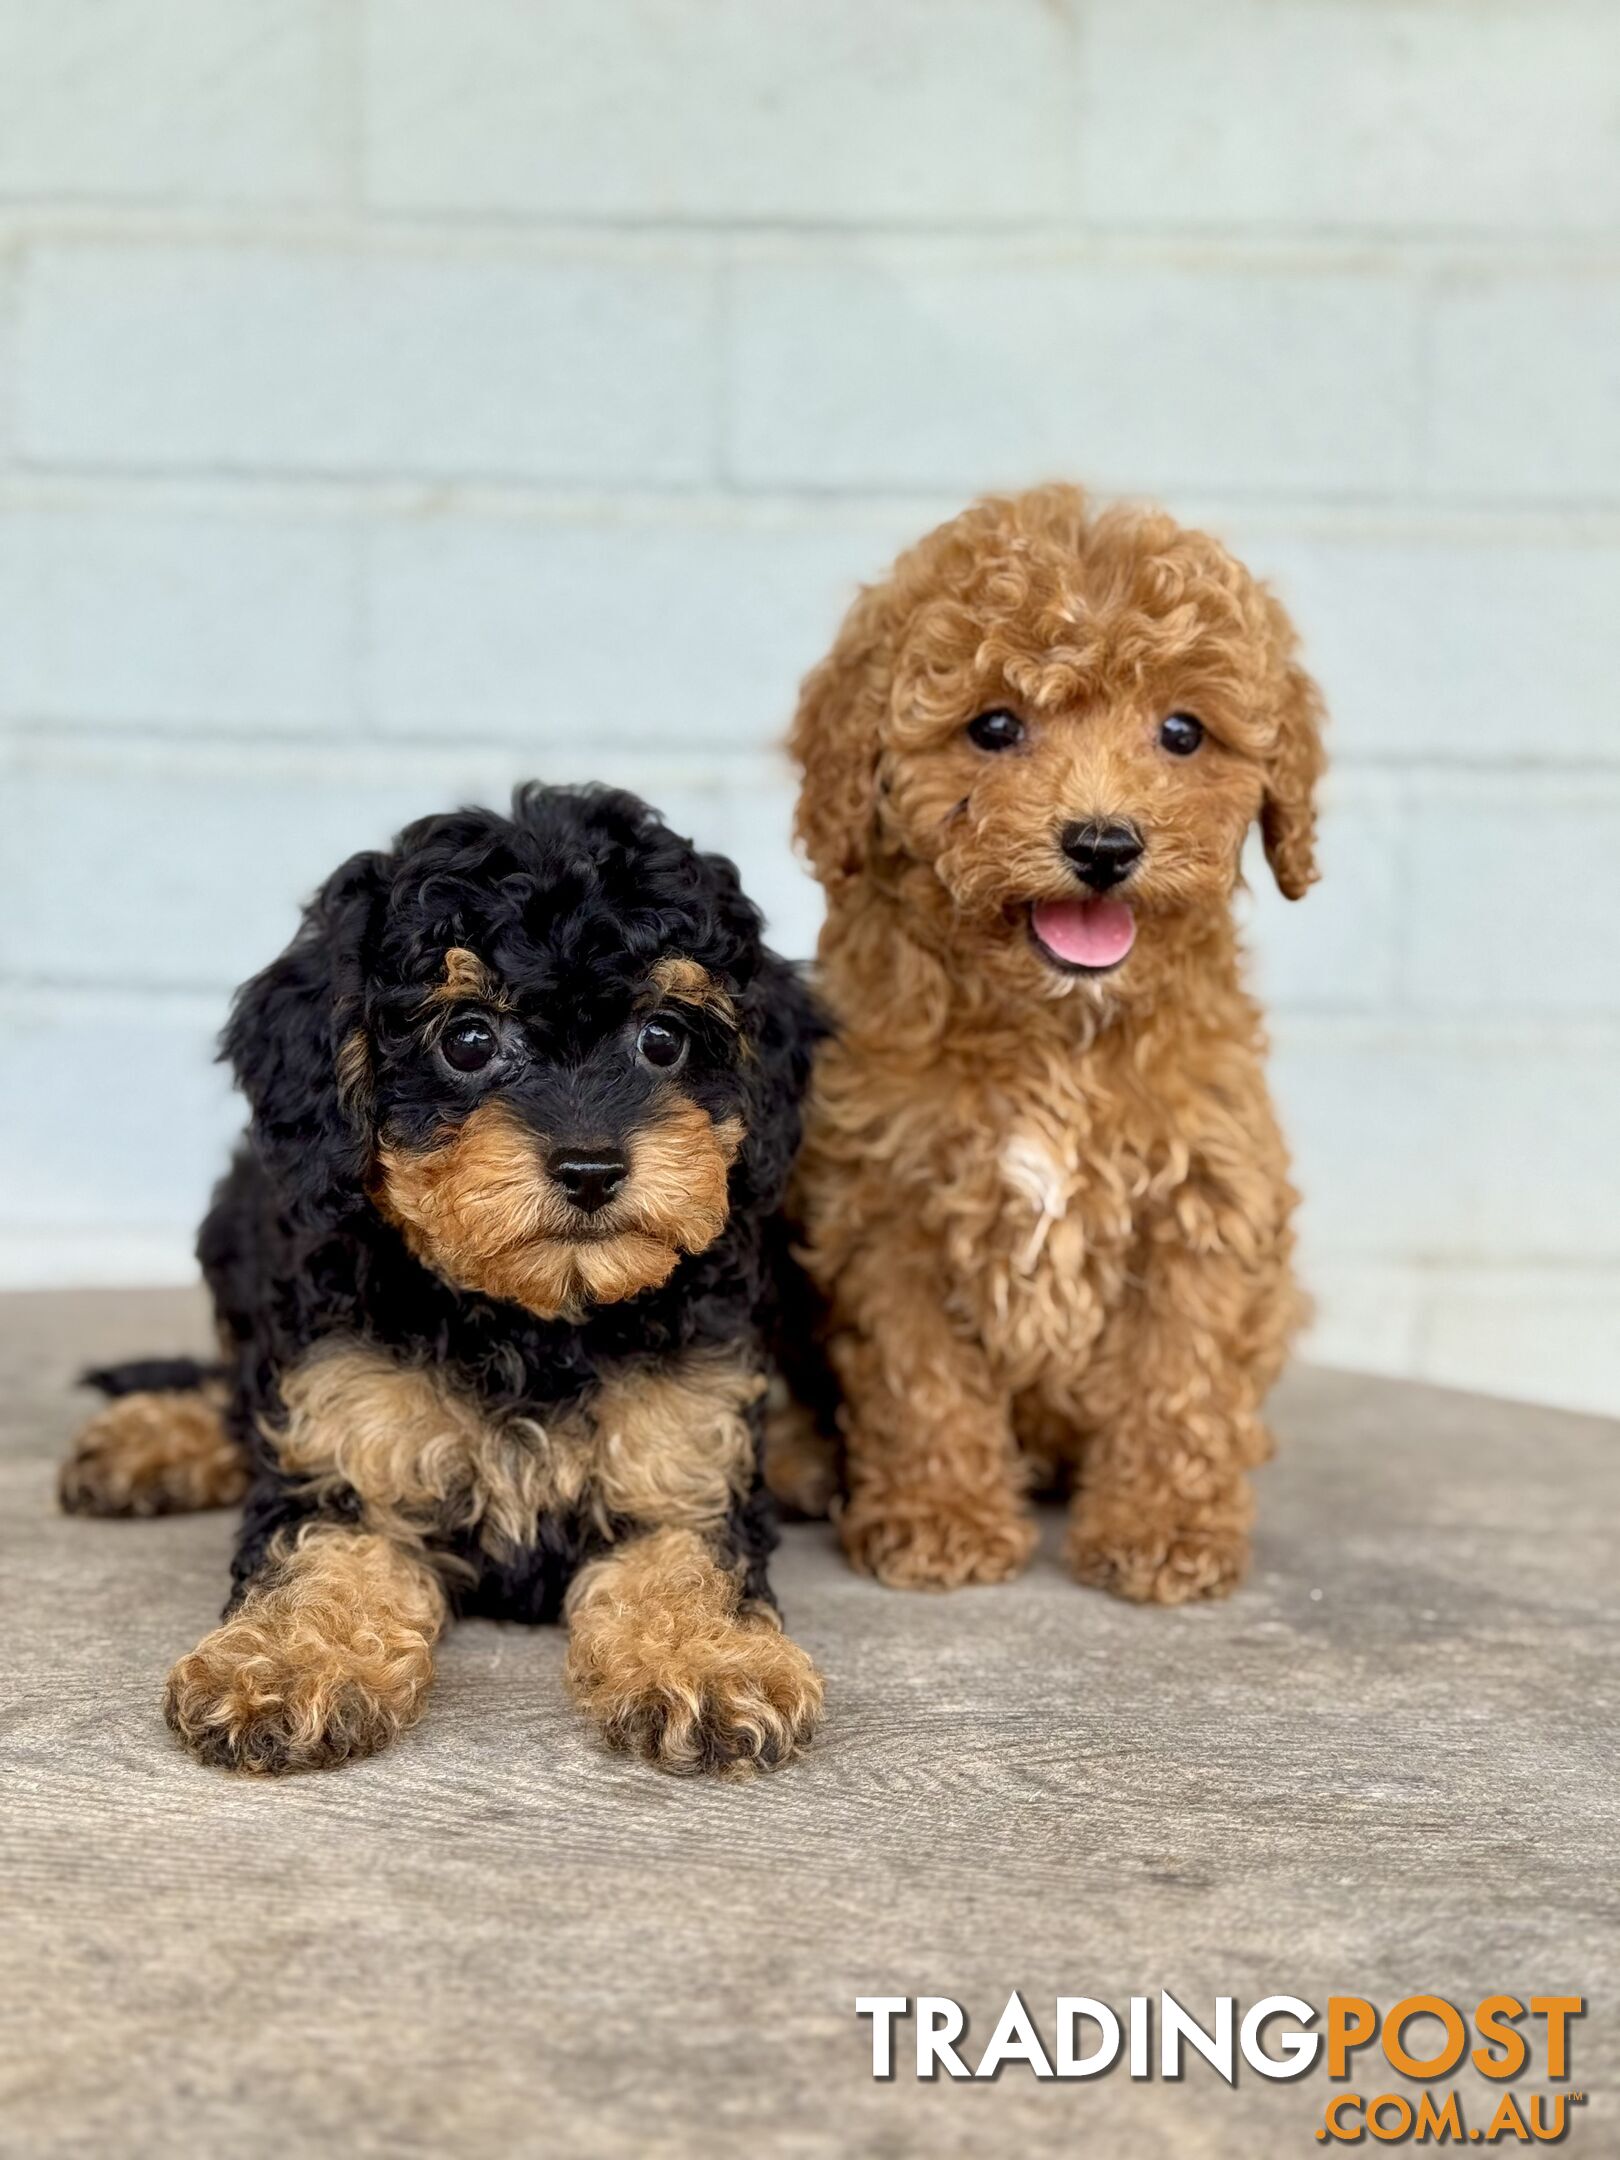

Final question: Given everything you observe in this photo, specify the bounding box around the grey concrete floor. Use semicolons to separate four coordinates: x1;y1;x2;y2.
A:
1;1287;1615;2159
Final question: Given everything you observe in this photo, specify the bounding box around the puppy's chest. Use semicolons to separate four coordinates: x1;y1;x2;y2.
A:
271;1343;761;1556
934;1067;1172;1366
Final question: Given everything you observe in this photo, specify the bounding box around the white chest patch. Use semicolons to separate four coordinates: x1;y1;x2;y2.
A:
1000;1132;1072;1266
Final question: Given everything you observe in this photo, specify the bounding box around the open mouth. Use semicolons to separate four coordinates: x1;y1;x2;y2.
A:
1028;897;1136;976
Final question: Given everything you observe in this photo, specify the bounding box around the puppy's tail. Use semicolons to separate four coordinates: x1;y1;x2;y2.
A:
81;1354;225;1398
62;1356;246;1519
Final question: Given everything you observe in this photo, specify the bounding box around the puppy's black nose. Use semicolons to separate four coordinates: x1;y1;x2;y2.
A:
1061;821;1144;892
548;1149;628;1215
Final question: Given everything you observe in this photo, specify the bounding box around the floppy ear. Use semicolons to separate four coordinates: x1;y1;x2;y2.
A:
739;952;825;1215
789;581;894;891
1260;622;1327;901
221;851;387;1229
692;846;825;1214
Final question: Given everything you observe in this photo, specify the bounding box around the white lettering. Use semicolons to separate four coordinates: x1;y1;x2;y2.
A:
1161;1992;1235;2083
975;1991;1054;2079
1129;1994;1152;2078
916;1998;971;2080
1240;1996;1321;2079
855;1997;908;2078
1056;1998;1121;2078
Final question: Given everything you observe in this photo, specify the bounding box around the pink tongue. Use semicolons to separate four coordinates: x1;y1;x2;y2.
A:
1031;897;1136;969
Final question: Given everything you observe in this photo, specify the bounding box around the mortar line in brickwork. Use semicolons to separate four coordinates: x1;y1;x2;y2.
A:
1;202;1615;264
3;717;1615;783
0;717;797;776
5;462;1620;529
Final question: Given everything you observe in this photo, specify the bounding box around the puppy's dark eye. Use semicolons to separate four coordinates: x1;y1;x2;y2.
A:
966;709;1025;753
440;1017;498;1073
1159;712;1205;757
636;1015;688;1072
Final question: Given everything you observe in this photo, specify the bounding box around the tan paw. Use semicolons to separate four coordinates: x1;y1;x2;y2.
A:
565;1529;823;1776
840;1494;1036;1590
60;1390;247;1517
565;1563;825;1779
572;1609;823;1777
165;1617;431;1774
1066;1499;1249;1605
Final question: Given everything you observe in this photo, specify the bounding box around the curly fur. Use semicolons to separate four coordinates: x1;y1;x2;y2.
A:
163;1525;446;1774
371;1097;744;1318
565;1527;823;1777
65;784;825;1775
59;1383;245;1517
784;485;1323;1602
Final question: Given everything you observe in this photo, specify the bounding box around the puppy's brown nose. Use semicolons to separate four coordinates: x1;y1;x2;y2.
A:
1061;821;1143;892
548;1149;628;1215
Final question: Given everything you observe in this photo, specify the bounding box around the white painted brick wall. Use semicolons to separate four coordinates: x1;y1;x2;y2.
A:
1273;1021;1620;1265
0;501;358;731
0;987;237;1234
0;2;344;208
0;0;1615;1418
1217;521;1620;764
363;0;1077;226
1080;0;1620;235
1403;778;1620;1014
365;506;897;749
0;735;813;993
728;248;1424;496
1428;273;1620;499
19;241;718;483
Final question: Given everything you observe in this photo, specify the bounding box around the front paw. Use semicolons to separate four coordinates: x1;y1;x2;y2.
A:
164;1622;424;1774
840;1490;1036;1590
1066;1494;1249;1605
572;1610;824;1778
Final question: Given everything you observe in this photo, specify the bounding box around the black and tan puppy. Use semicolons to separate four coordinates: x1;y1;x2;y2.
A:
61;784;824;1777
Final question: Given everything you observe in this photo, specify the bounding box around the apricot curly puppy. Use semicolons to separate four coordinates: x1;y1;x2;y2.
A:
781;485;1324;1604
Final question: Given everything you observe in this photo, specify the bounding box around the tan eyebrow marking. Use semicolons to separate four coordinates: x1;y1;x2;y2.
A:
647;956;739;1032
426;947;510;1011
